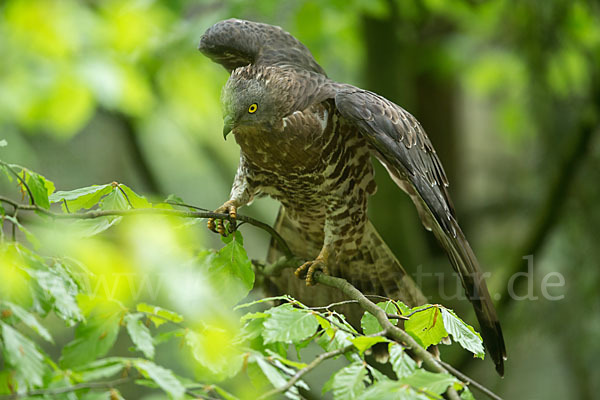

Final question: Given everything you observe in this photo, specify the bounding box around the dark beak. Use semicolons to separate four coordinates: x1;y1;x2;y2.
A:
223;115;234;140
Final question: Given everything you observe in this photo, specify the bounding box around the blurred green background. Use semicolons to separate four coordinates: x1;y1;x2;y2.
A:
1;0;599;398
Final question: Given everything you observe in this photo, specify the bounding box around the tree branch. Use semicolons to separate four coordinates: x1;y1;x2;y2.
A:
257;343;354;399
0;377;132;399
0;195;294;259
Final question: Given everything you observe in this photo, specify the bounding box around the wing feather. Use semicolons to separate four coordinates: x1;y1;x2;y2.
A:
335;87;506;375
199;19;326;75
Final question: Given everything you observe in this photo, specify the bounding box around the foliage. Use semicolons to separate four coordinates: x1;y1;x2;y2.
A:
0;158;489;398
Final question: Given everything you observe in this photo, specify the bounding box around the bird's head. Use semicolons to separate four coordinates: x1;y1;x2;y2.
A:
220;65;291;139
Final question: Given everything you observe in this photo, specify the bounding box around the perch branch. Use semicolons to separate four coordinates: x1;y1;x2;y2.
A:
0;195;294;259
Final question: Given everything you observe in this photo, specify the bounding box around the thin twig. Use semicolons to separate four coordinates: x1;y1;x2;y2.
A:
0;161;35;206
0;195;294;259
0;377;132;399
257;344;354;399
438;360;504;400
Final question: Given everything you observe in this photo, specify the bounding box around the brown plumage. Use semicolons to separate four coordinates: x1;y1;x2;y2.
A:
199;18;506;375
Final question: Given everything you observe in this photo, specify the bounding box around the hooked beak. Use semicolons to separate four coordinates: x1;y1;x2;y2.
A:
222;114;234;140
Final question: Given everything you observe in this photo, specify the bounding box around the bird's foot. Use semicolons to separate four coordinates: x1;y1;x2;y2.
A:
295;253;330;286
207;200;237;236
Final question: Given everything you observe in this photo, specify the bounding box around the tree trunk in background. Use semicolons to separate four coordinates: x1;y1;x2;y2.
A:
362;4;459;269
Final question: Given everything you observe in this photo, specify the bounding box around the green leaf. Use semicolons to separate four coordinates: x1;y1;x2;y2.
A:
440;308;485;359
323;361;369;399
351;336;388;356
67;217;122;237
388;343;417;378
99;188;129;210
136;303;183;328
405;305;448;349
32;269;82;323
125;313;155;359
398;370;461;395
263;304;319;344
1;322;47;390
251;353;303;400
49;184;112;212
134;359;185;400
60;307;121;368
461;387;476;400
153;329;185;346
75;357;127;381
1;301;53;342
119;185;151;208
356;381;431;400
234;295;293;311
186;328;244;379
265;349;307;369
361;301;397;335
202;231;254;305
23;170;54;209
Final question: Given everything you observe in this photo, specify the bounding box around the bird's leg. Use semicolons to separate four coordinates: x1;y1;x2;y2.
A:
207;156;257;236
295;245;331;286
207;200;238;236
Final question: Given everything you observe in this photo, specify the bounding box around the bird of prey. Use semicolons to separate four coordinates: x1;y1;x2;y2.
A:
199;19;506;375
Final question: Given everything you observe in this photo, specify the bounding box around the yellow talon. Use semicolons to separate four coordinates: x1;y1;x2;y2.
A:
207;201;238;237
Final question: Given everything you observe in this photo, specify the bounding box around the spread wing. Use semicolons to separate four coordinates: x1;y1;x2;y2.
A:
335;87;507;375
199;19;326;76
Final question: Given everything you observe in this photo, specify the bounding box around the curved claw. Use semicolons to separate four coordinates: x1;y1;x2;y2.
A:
295;258;329;286
207;201;237;237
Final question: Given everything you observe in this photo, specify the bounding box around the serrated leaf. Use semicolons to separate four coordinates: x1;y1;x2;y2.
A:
323;361;369;399
389;343;417;378
263;304;319;344
202;231;254;305
1;301;52;342
60;307;121;368
134;360;185;399
361;301;398;335
136;303;183;328
1;322;46;390
405;305;448;349
49;185;112;212
398;370;461;395
441;308;485;359
357;380;431;400
351;336;388;356
125;313;155;359
119;185;151;209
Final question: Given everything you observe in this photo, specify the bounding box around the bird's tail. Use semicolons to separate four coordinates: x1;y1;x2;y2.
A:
432;217;507;376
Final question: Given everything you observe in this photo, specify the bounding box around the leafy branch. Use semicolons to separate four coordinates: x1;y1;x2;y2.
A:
0;194;293;259
0;163;503;400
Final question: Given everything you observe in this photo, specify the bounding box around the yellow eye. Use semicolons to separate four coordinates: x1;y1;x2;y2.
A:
248;103;258;113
